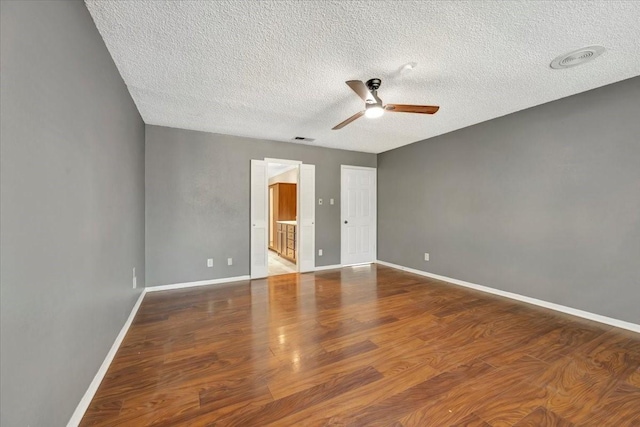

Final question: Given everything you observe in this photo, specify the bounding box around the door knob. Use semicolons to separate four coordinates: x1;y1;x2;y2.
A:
344;220;348;224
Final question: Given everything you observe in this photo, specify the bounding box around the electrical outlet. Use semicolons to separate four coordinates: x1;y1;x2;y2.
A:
330;198;334;205
318;249;323;256
227;258;233;266
318;198;323;205
132;267;137;289
424;253;430;261
207;258;213;267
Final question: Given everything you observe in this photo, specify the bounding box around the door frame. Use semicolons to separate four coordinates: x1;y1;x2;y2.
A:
340;165;377;266
252;158;315;278
250;159;269;279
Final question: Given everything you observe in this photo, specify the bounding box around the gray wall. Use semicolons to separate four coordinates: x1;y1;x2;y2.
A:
0;1;145;425
378;77;640;324
146;125;376;286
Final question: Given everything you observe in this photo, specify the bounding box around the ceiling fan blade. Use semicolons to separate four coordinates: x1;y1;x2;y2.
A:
332;111;365;130
346;80;375;102
385;104;440;114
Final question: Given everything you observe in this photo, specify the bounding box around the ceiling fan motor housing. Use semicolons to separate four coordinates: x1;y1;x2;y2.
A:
364;78;383;105
366;78;382;91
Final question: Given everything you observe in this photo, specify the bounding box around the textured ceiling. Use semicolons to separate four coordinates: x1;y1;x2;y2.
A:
85;1;640;153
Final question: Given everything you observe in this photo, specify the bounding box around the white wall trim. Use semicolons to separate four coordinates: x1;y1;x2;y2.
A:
67;289;147;426
340;164;377;172
376;260;640;334
264;157;302;165
146;275;251;292
314;264;342;271
343;262;375;267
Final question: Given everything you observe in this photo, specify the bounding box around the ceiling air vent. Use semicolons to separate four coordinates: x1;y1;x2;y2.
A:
550;46;605;69
292;136;315;142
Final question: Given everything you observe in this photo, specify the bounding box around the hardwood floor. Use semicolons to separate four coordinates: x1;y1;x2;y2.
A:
81;265;640;426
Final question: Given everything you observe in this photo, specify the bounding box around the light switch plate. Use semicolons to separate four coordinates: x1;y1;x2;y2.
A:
207;258;213;267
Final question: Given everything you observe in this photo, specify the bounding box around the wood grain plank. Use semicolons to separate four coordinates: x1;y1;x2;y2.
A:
80;265;640;426
400;356;550;426
586;382;640;426
450;413;493;427
331;359;493;426
214;366;383;426
512;406;574;427
272;356;440;425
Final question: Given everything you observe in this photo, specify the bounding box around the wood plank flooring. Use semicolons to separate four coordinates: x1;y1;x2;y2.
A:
81;265;640;426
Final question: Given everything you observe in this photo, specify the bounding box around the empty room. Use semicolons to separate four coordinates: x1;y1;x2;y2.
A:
2;1;640;426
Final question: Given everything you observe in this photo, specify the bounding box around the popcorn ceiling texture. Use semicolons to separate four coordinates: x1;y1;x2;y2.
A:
85;1;640;154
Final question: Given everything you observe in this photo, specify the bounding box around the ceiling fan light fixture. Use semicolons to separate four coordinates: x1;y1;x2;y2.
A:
332;78;439;129
365;104;384;119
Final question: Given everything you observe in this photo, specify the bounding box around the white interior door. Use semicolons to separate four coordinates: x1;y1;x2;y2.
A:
341;165;376;265
251;160;268;279
298;164;316;272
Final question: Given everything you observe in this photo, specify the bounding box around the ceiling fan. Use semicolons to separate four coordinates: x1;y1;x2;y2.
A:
332;78;439;130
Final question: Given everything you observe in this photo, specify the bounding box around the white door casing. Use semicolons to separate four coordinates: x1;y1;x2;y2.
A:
341;165;376;266
250;159;268;279
269;186;274;248
298;164;316;272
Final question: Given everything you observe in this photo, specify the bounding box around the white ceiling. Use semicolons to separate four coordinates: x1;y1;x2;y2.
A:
85;1;640;154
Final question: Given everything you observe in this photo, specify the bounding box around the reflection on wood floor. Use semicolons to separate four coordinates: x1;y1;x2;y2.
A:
81;264;640;426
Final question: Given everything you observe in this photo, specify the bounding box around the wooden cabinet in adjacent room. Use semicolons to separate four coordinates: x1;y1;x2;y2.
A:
276;222;296;262
268;183;297;254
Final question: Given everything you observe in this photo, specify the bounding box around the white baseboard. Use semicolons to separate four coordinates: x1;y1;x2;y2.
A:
145;275;251;292
314;264;342;271
376;260;640;334
67;274;252;425
67;289;147;426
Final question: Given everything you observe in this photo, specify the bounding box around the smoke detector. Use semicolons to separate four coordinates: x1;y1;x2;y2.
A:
550;46;605;69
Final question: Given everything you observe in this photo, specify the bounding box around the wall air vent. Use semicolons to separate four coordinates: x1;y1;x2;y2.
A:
550;46;605;69
292;136;316;142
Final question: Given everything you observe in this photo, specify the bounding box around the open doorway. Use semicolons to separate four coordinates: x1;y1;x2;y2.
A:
267;162;299;275
251;159;314;279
